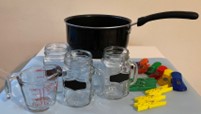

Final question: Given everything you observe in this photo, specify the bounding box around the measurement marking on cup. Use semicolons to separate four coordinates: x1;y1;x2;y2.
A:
37;88;44;106
30;88;49;107
32;97;50;107
36;75;45;79
30;82;57;107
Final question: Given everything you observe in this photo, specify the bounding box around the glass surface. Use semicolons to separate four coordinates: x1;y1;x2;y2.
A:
94;46;136;100
44;43;70;93
62;49;93;107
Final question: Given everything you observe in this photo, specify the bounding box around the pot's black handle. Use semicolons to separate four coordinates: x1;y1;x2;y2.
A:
136;11;199;26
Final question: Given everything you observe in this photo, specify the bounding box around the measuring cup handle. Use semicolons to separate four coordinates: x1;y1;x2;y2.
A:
4;73;18;99
129;61;138;85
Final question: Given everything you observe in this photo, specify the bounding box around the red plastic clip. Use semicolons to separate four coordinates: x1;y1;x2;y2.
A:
138;58;150;74
149;65;167;80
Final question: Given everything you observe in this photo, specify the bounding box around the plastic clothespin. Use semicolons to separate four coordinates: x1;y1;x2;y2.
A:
133;85;171;112
157;69;173;86
145;85;173;95
134;94;166;102
149;65;167;80
137;58;150;74
133;102;149;111
146;62;162;75
134;97;167;111
171;71;187;91
149;101;167;109
129;78;157;91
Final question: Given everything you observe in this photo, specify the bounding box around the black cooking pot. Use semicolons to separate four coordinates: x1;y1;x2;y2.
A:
64;11;198;58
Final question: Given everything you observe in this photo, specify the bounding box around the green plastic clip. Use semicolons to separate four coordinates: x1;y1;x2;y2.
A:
146;62;162;75
130;78;157;91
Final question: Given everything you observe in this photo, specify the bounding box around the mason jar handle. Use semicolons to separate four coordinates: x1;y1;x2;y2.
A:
129;61;138;85
4;73;18;99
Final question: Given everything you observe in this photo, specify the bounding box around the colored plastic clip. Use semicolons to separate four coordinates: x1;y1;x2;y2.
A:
134;97;167;111
171;71;187;91
133;102;149;111
146;62;162;75
145;85;173;95
134;95;166;102
133;85;172;111
149;101;167;109
137;58;150;74
149;65;167;80
129;78;157;91
157;69;173;86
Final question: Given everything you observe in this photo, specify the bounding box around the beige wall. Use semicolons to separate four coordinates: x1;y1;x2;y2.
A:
0;0;201;94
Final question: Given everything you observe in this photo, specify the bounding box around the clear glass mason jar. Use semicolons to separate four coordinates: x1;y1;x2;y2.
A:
43;42;71;93
62;49;94;107
94;46;138;100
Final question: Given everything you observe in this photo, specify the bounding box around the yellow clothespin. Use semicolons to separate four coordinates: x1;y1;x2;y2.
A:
134;100;167;111
145;85;173;95
157;69;173;86
135;95;166;102
149;101;167;109
133;85;172;112
134;102;150;112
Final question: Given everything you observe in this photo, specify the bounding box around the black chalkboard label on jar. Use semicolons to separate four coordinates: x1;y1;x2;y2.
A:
63;80;86;90
110;73;129;83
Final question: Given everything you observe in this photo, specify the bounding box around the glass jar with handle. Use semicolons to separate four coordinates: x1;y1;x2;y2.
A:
93;46;138;100
62;49;99;107
43;42;71;93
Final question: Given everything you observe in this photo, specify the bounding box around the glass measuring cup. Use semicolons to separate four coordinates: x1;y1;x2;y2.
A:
4;65;62;112
94;46;138;100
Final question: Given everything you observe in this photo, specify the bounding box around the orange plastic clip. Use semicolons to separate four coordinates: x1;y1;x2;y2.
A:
138;58;150;74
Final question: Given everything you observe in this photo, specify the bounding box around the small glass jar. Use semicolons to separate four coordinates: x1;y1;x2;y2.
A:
94;46;138;100
43;42;71;93
62;49;94;107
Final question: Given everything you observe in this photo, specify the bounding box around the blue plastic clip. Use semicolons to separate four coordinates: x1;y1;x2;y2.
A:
171;71;187;91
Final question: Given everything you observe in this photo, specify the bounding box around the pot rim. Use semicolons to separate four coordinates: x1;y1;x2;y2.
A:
64;14;132;29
